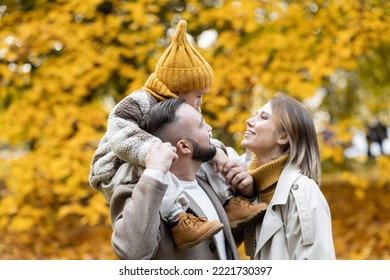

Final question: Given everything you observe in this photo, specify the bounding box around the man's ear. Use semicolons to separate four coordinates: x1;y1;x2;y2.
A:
277;132;289;145
177;139;192;155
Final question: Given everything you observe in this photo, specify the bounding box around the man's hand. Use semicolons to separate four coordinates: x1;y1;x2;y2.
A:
145;141;178;174
222;161;254;197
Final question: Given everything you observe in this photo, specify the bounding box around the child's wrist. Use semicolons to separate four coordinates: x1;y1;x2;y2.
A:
238;187;257;201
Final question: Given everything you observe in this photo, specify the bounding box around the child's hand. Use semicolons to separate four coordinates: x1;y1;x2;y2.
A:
211;147;229;173
222;161;254;197
145;141;178;174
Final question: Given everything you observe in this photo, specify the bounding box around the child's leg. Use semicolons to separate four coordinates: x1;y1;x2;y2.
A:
159;174;190;223
100;163;145;203
197;161;234;204
198;161;267;232
160;173;223;251
197;147;252;203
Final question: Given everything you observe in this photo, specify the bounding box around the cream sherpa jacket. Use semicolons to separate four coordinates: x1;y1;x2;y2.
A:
89;90;159;193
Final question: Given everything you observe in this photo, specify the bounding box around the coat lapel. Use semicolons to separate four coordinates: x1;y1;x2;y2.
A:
185;178;239;260
195;179;232;232
254;165;301;256
254;207;283;255
184;190;205;217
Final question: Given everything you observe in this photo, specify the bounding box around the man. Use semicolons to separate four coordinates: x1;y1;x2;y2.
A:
110;98;253;259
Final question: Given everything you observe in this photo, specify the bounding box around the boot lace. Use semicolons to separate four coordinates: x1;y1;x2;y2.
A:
233;196;250;208
182;213;206;228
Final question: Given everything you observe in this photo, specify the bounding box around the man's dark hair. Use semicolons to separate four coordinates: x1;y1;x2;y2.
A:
142;98;186;140
143;97;216;162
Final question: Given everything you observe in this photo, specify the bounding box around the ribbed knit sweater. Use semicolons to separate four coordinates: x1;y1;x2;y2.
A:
248;154;289;204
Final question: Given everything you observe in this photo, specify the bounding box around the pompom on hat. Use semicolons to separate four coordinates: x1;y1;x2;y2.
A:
142;20;214;101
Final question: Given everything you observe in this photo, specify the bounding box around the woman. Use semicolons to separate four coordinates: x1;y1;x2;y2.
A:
240;93;335;260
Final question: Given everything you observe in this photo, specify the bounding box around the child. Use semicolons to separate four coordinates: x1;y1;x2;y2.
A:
89;20;266;250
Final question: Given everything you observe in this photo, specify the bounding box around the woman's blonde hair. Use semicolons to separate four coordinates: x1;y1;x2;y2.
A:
270;93;321;184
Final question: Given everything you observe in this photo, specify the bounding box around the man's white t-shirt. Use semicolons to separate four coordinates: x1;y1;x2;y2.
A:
181;179;227;260
144;168;227;260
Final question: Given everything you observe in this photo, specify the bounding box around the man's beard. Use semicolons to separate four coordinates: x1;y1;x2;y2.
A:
187;138;216;163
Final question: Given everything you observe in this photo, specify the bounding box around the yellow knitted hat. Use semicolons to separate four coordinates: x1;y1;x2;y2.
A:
143;20;214;100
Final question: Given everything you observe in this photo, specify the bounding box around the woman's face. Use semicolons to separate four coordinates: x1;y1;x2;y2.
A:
241;102;284;158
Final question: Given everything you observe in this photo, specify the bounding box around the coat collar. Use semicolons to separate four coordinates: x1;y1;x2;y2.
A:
270;164;301;206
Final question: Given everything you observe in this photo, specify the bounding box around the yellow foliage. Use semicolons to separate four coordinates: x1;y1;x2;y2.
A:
321;172;390;260
0;196;18;218
375;156;390;187
9;216;36;232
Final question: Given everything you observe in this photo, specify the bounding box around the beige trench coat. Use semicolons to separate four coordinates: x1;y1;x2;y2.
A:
245;165;336;260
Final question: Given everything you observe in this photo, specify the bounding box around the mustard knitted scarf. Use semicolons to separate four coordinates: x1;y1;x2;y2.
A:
142;73;178;101
248;154;289;204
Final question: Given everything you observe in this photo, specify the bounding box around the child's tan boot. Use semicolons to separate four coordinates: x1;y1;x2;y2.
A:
171;212;224;251
224;196;268;231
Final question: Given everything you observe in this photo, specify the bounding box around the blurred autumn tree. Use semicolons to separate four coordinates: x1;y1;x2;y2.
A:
0;0;389;259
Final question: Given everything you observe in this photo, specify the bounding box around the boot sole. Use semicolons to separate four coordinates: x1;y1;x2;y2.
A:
230;208;267;232
177;223;224;251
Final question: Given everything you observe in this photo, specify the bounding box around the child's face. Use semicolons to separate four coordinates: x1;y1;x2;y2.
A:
177;88;207;112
